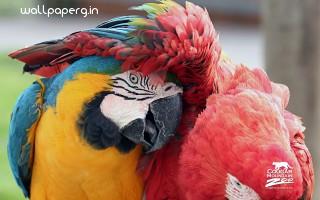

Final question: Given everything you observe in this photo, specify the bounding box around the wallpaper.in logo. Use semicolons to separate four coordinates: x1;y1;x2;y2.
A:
265;162;294;188
20;5;99;18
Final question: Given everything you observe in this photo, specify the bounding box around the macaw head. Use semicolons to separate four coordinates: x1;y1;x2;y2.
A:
125;0;221;106
177;89;304;200
78;70;183;153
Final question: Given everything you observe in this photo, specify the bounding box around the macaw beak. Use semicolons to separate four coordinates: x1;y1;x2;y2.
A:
120;93;183;153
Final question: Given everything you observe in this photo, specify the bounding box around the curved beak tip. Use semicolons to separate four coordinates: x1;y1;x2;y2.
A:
145;93;183;152
120;94;183;153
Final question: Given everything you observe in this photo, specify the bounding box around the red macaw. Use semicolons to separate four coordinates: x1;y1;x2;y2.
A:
142;61;314;199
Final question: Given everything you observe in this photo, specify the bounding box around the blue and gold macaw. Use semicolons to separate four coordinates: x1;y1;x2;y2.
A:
7;0;223;198
8;55;182;200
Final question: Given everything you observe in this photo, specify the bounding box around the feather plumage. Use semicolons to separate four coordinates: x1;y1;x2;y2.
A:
8;79;45;197
9;0;220;105
143;63;314;200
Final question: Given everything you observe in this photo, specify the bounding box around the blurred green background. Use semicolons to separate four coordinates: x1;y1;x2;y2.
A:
0;53;33;199
0;2;36;198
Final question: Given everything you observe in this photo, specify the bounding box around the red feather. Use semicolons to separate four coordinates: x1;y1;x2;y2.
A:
10;1;220;106
142;63;314;200
32;62;70;78
285;111;314;199
8;41;68;66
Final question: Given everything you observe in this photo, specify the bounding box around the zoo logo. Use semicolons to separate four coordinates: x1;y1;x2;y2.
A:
265;162;294;188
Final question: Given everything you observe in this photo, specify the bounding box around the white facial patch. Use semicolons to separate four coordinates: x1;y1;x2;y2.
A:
100;94;149;128
225;173;261;200
100;70;182;128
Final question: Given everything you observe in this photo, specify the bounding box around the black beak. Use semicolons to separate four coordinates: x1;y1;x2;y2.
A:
120;94;183;153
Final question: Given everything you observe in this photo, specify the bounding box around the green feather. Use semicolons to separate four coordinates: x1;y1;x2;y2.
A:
130;0;177;19
128;18;159;30
166;73;181;85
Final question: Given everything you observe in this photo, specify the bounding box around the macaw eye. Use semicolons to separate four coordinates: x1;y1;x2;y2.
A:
235;181;242;189
129;73;139;84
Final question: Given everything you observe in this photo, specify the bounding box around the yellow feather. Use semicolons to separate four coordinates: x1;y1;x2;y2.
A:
30;73;143;200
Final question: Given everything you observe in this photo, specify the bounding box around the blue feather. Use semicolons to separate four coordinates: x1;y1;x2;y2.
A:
96;15;143;28
7;81;44;197
8;56;121;197
45;56;122;107
85;28;130;40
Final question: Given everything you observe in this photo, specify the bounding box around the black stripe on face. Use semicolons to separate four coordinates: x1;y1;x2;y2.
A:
139;73;144;89
138;96;154;101
112;77;155;94
110;84;155;96
109;91;137;100
142;76;150;90
111;91;154;101
110;72;163;102
144;76;149;90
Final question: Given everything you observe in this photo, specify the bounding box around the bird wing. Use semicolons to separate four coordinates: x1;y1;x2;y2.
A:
7;79;45;197
8;15;138;77
9;0;219;95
